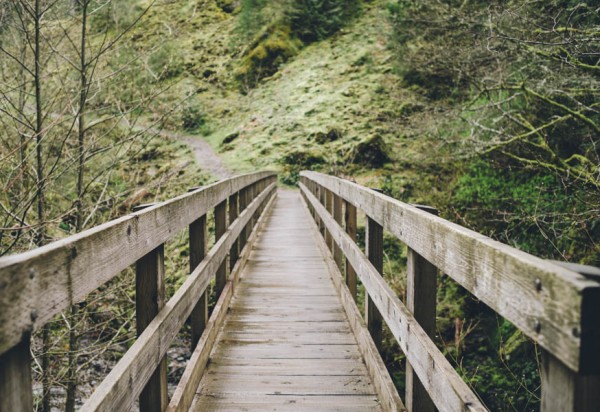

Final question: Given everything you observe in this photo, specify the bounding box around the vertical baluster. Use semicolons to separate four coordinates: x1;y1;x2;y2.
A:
405;206;438;412
229;193;239;270
325;189;333;251
136;244;168;412
344;200;358;300
214;199;228;296
365;216;383;350
333;193;343;270
189;214;207;349
0;338;33;411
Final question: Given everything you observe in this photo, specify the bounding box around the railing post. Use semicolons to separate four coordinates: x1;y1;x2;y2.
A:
229;192;239;270
366;215;383;350
325;189;333;251
333;193;343;270
344;200;358;300
239;187;249;251
0;338;33;411
318;185;325;237
136;244;168;412
540;263;600;412
406;205;438;412
189;214;207;349
215;199;228;296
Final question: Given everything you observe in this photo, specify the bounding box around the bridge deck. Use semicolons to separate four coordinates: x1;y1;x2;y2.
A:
191;190;383;411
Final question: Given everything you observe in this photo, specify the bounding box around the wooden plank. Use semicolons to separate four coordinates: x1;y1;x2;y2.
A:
366;216;383;351
0;337;33;412
300;171;600;374
167;281;233;412
541;350;600;412
405;205;438;412
81;182;276;412
195;190;386;412
136;244;168;412
300;183;486;412
345;200;358;300
0;171;275;356
192;394;382;412
189;215;207;349
199;374;376;395
325;188;333;251
215;199;228;296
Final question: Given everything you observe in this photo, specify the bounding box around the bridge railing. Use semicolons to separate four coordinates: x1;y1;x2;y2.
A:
299;171;600;412
0;171;277;411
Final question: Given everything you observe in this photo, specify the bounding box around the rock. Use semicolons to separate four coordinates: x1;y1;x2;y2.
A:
348;134;390;168
222;131;240;145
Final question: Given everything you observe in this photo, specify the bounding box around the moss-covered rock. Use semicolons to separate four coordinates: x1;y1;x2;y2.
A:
314;127;343;144
348;134;390;167
281;148;326;167
236;24;302;88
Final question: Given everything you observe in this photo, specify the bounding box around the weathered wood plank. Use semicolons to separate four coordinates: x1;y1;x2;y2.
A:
300;171;600;373
405;205;438;412
136;245;168;412
81;182;276;412
366;216;383;351
0;172;275;356
189;215;208;349
215;199;228;296
300;182;486;412
191;394;382;412
194;190;386;412
0;337;33;412
541;350;600;412
345;200;358;300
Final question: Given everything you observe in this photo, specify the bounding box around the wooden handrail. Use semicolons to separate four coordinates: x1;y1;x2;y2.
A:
0;171;277;411
299;171;600;412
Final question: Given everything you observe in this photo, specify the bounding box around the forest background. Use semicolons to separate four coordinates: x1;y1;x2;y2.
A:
0;0;598;410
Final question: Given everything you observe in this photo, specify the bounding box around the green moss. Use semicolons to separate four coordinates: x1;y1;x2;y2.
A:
347;134;390;167
236;24;302;87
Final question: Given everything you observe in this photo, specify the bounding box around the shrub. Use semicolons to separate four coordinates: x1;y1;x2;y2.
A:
289;0;361;43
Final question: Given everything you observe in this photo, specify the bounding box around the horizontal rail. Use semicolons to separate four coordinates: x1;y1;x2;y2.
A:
0;171;275;356
82;181;277;411
300;182;485;412
300;171;600;374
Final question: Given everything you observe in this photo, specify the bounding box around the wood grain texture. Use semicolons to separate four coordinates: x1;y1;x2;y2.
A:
167;189;278;412
136;245;168;412
300;171;600;373
0;338;33;412
189;215;208;350
305;197;405;412
0;172;275;356
366;217;383;352
81;182;276;412
193;190;384;411
300;182;486;412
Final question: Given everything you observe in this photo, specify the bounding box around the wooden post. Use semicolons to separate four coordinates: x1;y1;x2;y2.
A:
325;189;333;251
215;199;227;296
345;200;358;300
239;187;249;251
405;205;438;412
136;244;168;412
229;193;239;270
366;216;383;350
540;262;600;412
333;194;343;270
318;185;325;237
0;338;33;411
189;215;207;349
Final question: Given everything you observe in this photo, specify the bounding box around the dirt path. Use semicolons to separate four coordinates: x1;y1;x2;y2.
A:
134;125;232;180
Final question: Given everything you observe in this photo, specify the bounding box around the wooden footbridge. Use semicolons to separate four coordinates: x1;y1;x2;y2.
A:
1;171;599;411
